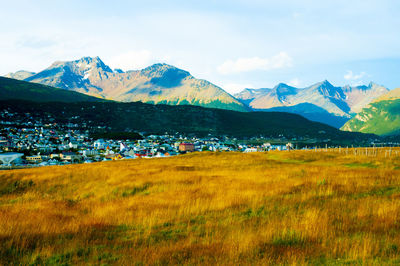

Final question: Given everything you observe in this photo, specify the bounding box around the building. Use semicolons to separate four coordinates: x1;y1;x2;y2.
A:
68;142;78;149
244;147;258;153
26;155;43;163
94;139;106;150
120;142;127;152
82;149;99;157
50;153;60;159
60;152;82;163
179;143;195;152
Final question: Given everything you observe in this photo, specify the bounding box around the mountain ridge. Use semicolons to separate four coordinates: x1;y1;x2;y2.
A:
235;80;389;127
5;57;390;127
13;57;248;112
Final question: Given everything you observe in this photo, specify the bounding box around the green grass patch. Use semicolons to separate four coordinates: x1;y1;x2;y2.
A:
352;186;400;199
272;230;307;247
121;183;152;197
0;179;34;196
345;162;377;168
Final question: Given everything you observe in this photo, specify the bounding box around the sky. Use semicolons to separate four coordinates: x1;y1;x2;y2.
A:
1;0;400;94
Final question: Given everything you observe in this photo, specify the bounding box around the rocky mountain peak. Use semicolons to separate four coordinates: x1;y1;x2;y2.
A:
74;56;112;73
367;82;388;91
142;63;188;75
114;68;124;74
273;83;289;90
273;83;297;96
321;79;332;85
139;63;191;88
312;80;345;99
315;80;335;90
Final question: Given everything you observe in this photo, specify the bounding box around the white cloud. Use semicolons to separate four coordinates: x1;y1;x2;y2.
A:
217;52;293;75
221;83;255;94
344;70;366;81
108;50;165;71
288;78;301;87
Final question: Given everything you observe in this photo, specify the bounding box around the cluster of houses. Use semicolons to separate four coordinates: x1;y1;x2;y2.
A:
0;109;294;168
0;129;293;168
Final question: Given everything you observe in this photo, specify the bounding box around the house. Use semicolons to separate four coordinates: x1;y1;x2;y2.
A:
60;152;82;163
82;149;98;157
68;142;78;149
179;143;194;152
94;139;106;150
244;147;258;153
26;155;43;163
50;153;60;159
135;149;151;157
120;142;127;152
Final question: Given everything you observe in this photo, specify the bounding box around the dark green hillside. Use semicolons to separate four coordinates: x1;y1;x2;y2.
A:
0;100;375;143
0;77;104;102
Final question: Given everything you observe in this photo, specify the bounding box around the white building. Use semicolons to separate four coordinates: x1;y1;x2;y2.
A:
94;139;106;150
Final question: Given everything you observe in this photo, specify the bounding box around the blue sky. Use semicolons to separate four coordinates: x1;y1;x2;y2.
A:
1;0;400;93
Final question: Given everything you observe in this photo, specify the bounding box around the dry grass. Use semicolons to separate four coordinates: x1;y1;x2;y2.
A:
1;149;400;265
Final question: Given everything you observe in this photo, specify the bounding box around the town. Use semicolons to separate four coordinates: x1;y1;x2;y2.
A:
0;108;294;168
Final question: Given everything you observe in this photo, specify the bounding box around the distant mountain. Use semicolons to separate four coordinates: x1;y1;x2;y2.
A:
13;57;247;112
235;81;388;128
5;70;35;80
372;87;400;102
341;88;400;136
342;82;390;113
0;99;376;143
259;103;350;129
0;77;103;103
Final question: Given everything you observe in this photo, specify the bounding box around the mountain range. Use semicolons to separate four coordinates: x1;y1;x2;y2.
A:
6;57;247;112
234;81;389;128
0;76;379;143
4;56;397;134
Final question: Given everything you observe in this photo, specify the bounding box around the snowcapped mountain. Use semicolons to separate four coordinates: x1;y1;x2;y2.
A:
9;57;248;112
235;80;389;127
5;56;389;127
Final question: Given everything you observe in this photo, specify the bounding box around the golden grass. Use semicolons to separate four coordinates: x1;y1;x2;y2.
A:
1;149;400;265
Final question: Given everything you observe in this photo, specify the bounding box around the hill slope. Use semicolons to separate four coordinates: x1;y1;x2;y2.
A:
5;70;35;80
12;57;247;112
0;99;374;142
235;81;388;128
259;103;350;128
341;88;400;136
372;87;400;102
0;77;104;103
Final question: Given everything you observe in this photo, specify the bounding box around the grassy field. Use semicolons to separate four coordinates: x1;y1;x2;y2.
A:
1;149;400;265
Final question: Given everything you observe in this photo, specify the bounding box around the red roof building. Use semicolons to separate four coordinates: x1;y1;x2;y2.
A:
179;143;195;152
